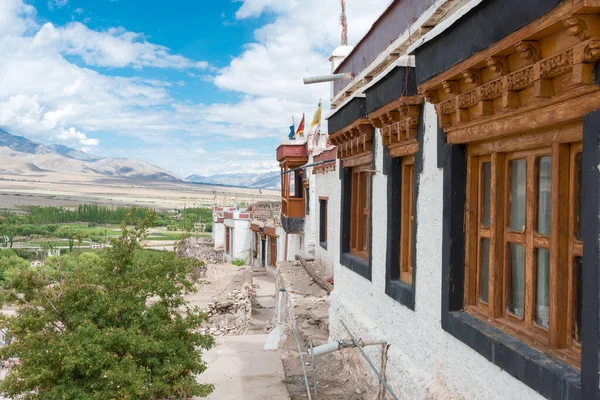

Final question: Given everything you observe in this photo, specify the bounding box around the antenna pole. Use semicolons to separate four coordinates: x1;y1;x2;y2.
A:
340;0;348;46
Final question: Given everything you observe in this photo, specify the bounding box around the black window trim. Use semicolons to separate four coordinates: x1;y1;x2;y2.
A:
339;136;375;281
383;101;424;311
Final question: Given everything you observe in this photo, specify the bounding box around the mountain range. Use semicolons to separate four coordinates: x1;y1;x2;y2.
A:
0;129;281;189
186;171;280;190
0;129;179;182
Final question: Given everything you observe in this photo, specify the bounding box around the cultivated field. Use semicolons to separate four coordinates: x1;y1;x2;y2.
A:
0;171;279;211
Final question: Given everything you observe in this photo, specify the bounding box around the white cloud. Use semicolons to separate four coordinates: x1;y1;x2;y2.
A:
73;8;83;15
0;0;392;175
57;127;99;147
0;0;37;37
213;0;391;128
32;22;209;69
48;0;68;10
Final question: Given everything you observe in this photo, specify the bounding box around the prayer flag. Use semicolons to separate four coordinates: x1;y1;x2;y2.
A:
295;114;305;138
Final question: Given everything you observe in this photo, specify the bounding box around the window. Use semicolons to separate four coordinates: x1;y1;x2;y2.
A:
268;236;277;267
400;157;415;284
253;232;259;259
350;166;371;260
225;227;231;255
319;198;328;247
465;140;582;367
287;171;303;198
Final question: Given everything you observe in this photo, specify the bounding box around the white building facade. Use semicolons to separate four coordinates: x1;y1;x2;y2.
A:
275;0;600;399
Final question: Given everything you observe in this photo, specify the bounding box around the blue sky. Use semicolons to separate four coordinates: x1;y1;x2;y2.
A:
0;0;390;177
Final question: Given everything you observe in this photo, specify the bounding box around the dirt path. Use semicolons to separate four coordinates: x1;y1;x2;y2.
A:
197;271;289;399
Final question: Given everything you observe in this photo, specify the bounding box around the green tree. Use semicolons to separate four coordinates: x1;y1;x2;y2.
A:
0;210;214;399
0;250;27;281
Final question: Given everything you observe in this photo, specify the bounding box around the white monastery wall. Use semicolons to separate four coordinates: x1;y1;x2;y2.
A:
328;103;543;399
212;222;224;250
314;166;341;277
232;219;251;263
303;160;318;258
276;227;286;263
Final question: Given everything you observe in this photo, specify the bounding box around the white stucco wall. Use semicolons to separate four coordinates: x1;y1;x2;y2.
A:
212;222;224;250
276;227;286;263
232;219;251;263
327;103;543;399
303;159;318;258
313;166;340;278
286;233;303;261
223;218;251;264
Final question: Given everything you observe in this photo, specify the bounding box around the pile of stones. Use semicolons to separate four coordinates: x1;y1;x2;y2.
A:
177;238;224;264
201;288;252;337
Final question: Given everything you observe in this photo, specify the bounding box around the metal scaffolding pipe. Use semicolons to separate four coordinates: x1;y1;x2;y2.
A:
340;320;399;400
303;72;353;85
307;339;385;358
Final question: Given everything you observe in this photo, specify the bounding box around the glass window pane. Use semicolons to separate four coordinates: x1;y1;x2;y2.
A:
574;256;583;342
576;153;582;240
364;174;370;210
509;159;527;232
535;248;550;329
480;238;490;303
537;156;551;236
481;162;491;227
363;215;369;251
289;173;295;197
508;243;525;318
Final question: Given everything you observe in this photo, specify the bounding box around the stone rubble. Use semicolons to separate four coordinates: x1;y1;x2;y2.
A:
176;237;224;265
200;288;252;337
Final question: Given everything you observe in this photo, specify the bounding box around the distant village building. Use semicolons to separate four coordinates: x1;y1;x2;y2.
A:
211;206;236;250
274;0;600;399
211;203;284;270
249;202;285;276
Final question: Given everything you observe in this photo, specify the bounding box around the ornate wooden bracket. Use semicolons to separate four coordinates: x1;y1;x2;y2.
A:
418;2;600;144
368;96;422;158
329;118;374;163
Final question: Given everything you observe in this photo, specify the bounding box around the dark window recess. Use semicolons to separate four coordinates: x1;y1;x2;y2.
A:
319;199;328;248
339;165;372;281
414;0;564;84
327;97;367;133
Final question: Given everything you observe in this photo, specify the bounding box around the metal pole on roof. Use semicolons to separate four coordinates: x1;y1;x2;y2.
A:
303;73;353;85
340;0;348;46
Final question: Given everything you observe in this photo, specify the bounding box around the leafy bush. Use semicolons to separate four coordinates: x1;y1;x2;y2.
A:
232;258;245;267
0;210;214;399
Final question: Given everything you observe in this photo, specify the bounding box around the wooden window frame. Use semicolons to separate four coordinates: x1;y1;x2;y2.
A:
225;227;231;255
268;235;277;268
319;197;328;247
254;231;259;259
350;164;371;261
400;156;415;284
464;124;583;368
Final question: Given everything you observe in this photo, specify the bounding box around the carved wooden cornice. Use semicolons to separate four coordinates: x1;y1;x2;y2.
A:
418;1;600;144
329;118;373;161
369;95;422;157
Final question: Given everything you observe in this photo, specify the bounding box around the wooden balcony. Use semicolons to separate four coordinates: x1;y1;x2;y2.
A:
282;197;305;219
277;140;308;232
